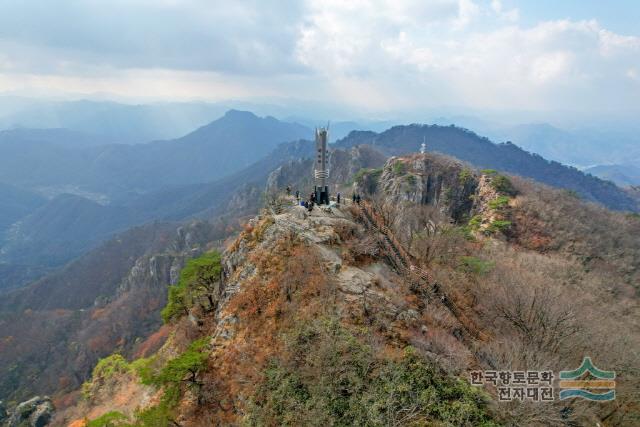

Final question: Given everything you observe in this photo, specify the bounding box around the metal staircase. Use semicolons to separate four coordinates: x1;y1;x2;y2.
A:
354;200;434;286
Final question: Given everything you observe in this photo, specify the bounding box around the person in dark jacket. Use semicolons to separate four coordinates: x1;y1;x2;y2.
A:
356;193;361;204
295;190;300;200
352;193;356;203
336;192;341;204
286;185;291;196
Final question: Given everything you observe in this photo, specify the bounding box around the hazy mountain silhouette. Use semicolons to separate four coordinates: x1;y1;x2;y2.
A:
0;98;229;144
489;123;640;168
0;183;50;291
1;194;133;267
0;128;112;148
0;137;316;286
0;182;46;232
0;110;310;198
585;163;640;187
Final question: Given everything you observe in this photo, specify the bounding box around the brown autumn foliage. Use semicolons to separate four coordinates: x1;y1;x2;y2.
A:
509;176;640;288
132;324;172;359
333;218;380;266
195;234;334;423
363;164;640;426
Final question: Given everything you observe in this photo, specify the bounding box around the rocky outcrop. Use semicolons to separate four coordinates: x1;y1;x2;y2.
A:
4;396;53;427
379;153;478;222
469;173;510;233
335;123;640;212
212;202;414;349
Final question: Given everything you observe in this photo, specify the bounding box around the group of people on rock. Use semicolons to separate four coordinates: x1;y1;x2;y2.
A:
284;184;361;211
306;191;317;211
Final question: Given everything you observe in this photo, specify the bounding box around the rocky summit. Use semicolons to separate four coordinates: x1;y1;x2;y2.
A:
4;396;54;427
51;195;497;426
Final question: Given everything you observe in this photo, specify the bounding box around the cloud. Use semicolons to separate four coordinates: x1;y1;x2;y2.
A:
0;0;638;116
490;0;519;22
299;3;640;112
0;68;280;100
0;0;306;75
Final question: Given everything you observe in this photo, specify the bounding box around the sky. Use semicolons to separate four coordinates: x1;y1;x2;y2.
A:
0;0;638;121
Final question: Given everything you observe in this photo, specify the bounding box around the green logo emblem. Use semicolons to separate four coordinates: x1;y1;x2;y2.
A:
559;357;615;401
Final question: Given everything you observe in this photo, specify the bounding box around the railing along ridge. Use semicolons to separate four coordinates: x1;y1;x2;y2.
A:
351;199;490;342
357;201;434;285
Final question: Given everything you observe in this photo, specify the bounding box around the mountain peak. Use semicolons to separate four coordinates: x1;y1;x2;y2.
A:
222;109;259;121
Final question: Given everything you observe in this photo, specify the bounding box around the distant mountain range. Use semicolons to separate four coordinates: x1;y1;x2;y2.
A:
0;183;46;232
0;128;113;148
584;163;640;187
335;125;640;212
1;110;639;293
486;122;640;169
0;110;310;199
0;98;229;144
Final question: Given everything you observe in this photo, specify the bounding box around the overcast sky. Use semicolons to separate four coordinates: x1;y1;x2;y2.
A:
0;0;638;119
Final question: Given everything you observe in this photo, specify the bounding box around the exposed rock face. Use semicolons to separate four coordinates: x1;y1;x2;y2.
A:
225;183;264;216
68;222;212;384
470;173;510;232
4;396;53;427
379;153;478;222
211;202;412;353
372;153;517;237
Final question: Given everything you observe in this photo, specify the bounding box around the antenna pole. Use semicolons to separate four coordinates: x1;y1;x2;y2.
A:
314;127;330;205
